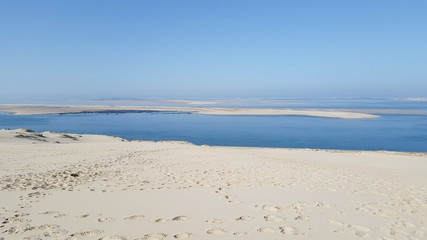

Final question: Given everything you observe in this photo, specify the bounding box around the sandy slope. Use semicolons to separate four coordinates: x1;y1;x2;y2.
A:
0;129;426;240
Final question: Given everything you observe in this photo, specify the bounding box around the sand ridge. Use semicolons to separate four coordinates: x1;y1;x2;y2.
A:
0;129;426;239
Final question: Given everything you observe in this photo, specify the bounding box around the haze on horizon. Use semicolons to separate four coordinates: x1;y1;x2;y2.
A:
1;0;426;101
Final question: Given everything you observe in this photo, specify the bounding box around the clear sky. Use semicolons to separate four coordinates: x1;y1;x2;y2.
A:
1;0;426;100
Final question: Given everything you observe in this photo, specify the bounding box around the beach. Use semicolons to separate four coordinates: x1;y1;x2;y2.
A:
1;128;426;240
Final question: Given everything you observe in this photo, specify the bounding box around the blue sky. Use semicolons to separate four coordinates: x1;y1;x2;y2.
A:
1;0;426;100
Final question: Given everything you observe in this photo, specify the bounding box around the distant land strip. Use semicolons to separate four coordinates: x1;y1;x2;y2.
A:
2;104;426;119
0;104;385;119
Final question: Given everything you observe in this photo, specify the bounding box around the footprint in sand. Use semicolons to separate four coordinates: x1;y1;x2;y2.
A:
207;228;227;235
71;229;103;237
136;233;167;240
275;206;292;212
124;215;144;221
355;231;369;238
400;220;416;228
294;215;309;220
98;217;114;222
347;224;371;232
153;218;167;223
390;228;407;236
233;232;249;236
328;220;344;226
78;214;90;218
264;215;284;222
39;211;59;215
44;229;68;237
172;216;187;221
206;218;223;223
98;236;127;240
28;224;60;231
257;227;276;233
174;232;192;239
256;205;279;211
279;226;300;235
235;216;252;221
347;224;371;238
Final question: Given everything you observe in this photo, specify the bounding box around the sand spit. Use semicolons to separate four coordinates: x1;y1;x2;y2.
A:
0;104;379;119
1;129;427;240
400;98;427;102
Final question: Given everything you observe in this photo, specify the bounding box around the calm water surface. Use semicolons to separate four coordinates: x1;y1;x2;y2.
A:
1;111;426;152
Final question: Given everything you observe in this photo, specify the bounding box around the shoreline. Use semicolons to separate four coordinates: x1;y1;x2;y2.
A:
1;126;426;154
2;128;426;155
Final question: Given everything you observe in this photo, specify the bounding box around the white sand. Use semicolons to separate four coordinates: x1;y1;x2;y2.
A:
0;104;379;119
1;129;426;240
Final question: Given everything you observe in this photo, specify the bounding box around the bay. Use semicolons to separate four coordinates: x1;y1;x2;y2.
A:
1;111;426;152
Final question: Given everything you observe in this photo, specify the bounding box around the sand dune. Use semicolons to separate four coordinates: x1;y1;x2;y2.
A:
1;129;426;240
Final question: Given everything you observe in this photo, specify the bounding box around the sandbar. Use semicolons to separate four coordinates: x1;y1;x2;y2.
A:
0;104;379;119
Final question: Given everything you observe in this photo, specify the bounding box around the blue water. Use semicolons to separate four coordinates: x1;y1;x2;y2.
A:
1;111;426;152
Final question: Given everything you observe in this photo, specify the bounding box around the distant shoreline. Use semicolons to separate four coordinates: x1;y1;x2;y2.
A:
55;110;191;115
